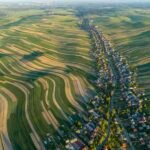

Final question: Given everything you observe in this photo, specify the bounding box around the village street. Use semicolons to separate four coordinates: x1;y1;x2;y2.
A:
88;23;137;149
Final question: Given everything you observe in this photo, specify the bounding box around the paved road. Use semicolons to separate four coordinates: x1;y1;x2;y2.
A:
87;20;136;149
116;116;135;150
92;26;135;150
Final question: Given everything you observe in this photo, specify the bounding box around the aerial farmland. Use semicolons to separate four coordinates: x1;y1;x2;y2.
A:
0;1;149;150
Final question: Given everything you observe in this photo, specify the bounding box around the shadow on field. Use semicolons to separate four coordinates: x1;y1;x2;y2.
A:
0;53;10;58
20;51;43;61
137;62;150;72
23;70;50;82
64;65;97;81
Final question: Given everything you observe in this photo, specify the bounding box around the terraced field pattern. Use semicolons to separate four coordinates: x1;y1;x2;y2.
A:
0;6;96;149
0;3;150;150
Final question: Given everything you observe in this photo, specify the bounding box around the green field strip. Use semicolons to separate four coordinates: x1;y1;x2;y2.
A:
27;81;56;137
40;78;68;123
3;83;35;150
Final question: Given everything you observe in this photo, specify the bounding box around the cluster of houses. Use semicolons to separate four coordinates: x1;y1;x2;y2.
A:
128;111;150;148
113;52;131;85
120;90;150;149
97;26;150;149
65;96;107;149
122;90;139;107
99;30;140;108
104;39;150;148
45;19;150;150
65;138;86;150
96;56;112;91
89;26;114;92
109;50;140;106
43;96;107;149
89;22;150;149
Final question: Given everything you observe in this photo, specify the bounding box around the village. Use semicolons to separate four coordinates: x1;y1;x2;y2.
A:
62;19;150;150
40;18;149;150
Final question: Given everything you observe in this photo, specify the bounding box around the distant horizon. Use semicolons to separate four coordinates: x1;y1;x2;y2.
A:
0;0;150;3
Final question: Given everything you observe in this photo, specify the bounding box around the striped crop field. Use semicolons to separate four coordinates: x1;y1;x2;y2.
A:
0;6;96;149
1;3;149;150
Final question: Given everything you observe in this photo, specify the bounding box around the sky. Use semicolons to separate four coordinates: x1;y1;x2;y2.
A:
0;0;150;3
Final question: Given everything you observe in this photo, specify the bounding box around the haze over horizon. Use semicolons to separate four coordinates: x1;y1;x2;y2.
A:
0;0;150;3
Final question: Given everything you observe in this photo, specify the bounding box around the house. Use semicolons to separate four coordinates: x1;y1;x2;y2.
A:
139;138;145;145
66;138;85;150
85;123;95;132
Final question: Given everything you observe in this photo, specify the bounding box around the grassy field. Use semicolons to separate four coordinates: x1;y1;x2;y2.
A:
0;5;96;149
86;5;150;97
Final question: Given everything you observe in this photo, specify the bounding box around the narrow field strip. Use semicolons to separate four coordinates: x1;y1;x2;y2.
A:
1;88;17;102
41;101;59;131
49;73;83;111
12;82;45;150
0;94;13;150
